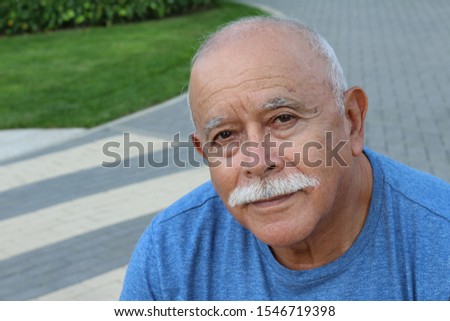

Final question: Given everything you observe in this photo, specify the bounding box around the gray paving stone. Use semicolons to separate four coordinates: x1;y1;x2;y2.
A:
0;147;203;220
0;213;155;300
0;127;123;166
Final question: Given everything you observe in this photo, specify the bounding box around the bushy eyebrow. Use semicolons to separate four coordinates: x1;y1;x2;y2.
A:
203;117;224;141
261;97;318;116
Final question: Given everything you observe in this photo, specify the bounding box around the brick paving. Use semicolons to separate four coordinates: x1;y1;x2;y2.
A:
0;0;448;300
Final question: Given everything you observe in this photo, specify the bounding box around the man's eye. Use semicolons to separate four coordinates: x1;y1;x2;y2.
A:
215;130;232;141
275;114;294;123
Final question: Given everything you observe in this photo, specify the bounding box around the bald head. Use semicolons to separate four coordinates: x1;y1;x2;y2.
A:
189;16;347;116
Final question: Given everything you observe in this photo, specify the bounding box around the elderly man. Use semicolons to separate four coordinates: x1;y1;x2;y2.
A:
120;17;450;300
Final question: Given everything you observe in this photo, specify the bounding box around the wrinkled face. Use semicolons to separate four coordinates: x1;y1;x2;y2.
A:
189;30;354;247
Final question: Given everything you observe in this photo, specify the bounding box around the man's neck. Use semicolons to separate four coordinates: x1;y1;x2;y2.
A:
270;153;374;270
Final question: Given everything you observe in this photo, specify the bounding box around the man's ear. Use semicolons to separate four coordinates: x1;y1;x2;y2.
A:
343;86;368;157
190;133;206;158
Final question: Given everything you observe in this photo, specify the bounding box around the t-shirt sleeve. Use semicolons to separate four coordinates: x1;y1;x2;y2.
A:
120;223;160;301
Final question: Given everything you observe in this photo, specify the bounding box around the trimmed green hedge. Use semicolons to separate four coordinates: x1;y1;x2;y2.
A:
0;0;219;35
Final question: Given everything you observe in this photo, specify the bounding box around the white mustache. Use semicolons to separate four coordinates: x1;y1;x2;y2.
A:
228;173;319;207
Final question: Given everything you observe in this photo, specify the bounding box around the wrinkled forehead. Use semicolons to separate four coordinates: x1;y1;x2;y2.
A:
188;26;331;131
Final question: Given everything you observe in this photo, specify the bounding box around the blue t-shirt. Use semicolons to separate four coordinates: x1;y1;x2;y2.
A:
120;148;450;300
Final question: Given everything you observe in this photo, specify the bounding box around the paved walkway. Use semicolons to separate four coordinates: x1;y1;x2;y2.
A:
1;0;449;300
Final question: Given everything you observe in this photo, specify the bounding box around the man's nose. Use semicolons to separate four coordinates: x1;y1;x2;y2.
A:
240;134;284;178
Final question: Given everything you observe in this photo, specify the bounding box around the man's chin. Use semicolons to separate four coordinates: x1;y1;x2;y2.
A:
249;218;314;249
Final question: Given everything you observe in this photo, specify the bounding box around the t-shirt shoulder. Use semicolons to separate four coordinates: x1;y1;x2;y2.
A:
366;148;450;221
151;180;221;225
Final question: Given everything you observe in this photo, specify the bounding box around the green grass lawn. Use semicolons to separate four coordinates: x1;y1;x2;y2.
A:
0;2;265;129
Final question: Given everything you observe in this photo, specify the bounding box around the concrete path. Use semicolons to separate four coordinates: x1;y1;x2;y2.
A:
1;0;449;300
0;95;210;300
